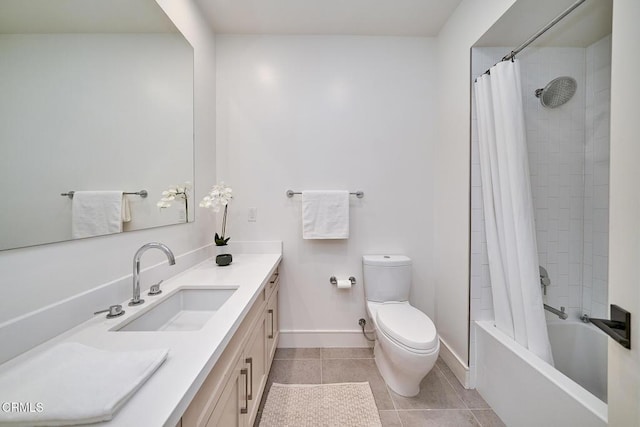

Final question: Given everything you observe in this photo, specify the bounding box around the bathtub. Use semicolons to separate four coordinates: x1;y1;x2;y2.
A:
547;320;608;402
475;320;607;427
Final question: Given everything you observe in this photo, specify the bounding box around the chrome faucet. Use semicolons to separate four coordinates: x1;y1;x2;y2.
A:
129;242;176;306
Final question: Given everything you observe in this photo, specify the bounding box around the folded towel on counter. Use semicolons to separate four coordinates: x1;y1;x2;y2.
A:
302;190;349;239
71;191;126;238
0;342;168;426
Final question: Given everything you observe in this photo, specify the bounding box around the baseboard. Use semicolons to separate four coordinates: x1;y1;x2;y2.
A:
439;337;471;389
0;244;213;364
278;329;375;348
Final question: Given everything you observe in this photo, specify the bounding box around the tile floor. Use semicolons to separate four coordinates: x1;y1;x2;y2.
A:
255;348;505;427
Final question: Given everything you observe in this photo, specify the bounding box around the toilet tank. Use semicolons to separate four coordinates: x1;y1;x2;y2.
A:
362;255;412;302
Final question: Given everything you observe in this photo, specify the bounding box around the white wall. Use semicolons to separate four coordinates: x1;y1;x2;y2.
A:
0;33;193;249
215;35;437;346
607;0;640;423
0;0;216;324
434;0;517;372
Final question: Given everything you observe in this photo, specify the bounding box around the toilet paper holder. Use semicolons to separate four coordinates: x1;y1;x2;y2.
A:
330;276;357;286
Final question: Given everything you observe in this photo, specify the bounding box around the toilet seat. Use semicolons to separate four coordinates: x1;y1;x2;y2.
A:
376;302;437;352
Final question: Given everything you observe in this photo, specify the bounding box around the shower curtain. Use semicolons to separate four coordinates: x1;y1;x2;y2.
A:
474;60;554;365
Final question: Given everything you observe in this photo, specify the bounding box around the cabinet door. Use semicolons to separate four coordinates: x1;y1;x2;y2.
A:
245;313;267;425
266;286;279;363
205;357;248;427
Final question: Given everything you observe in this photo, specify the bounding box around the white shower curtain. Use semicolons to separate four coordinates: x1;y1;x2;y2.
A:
474;60;554;365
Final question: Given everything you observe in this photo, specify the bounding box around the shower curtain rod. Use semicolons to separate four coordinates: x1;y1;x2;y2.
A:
478;0;586;78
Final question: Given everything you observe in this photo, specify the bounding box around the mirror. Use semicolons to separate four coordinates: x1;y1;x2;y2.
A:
0;0;194;251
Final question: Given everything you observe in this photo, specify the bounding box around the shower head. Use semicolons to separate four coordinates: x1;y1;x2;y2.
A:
535;76;577;108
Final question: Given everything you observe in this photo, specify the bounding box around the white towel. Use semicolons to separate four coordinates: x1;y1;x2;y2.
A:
71;191;126;238
302;190;349;239
0;342;168;426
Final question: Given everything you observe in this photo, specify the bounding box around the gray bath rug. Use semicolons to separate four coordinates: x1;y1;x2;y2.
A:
259;382;382;427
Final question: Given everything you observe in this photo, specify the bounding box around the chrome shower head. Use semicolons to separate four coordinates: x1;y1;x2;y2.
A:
535;76;577;108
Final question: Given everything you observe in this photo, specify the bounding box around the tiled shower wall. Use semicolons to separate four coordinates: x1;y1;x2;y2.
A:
470;36;611;364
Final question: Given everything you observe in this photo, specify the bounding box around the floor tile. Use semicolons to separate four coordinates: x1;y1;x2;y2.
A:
472;409;507;427
436;359;490;409
398;409;481;426
322;358;395;410
266;359;321;388
378;410;402;427
390;368;466;410
274;347;320;359
322;347;373;359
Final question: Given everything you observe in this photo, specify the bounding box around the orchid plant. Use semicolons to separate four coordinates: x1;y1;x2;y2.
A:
157;182;191;223
200;182;233;246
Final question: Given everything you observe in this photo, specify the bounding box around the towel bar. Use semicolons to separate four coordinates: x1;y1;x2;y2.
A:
61;190;148;199
286;190;364;198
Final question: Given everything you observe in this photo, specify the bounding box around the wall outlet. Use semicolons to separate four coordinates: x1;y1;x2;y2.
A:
248;207;257;222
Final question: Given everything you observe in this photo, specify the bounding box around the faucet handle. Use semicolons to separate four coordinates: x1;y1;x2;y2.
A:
94;304;125;319
148;280;164;296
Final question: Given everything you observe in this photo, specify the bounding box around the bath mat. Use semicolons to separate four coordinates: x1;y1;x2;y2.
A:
259;382;382;427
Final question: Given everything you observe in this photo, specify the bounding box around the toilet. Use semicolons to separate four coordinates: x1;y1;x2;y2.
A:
363;255;439;397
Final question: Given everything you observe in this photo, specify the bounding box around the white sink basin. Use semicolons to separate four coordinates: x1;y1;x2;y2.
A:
115;287;238;332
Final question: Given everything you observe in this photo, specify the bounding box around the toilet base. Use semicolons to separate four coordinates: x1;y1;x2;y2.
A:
373;334;439;397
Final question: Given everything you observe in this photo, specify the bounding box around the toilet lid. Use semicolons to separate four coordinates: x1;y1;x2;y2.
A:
376;303;438;351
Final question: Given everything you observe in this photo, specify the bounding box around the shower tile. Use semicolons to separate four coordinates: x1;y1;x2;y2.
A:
593;255;608;280
558;254;569;274
569;263;582;285
569;285;581;307
583;287;593;311
558;230;569;252
583;264;593;286
593;232;609;257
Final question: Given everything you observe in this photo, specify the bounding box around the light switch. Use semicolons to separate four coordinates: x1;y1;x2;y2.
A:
248;207;257;222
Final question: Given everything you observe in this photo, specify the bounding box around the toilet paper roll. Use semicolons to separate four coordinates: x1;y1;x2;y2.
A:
336;279;352;289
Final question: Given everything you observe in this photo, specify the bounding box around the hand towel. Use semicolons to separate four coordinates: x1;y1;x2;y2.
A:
71;191;125;238
122;195;131;223
302;190;349;239
0;342;168;426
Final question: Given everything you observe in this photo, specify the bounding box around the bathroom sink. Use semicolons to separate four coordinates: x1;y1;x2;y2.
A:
115;287;237;332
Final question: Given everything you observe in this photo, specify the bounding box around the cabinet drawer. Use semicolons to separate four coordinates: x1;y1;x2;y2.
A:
182;291;266;427
266;267;279;297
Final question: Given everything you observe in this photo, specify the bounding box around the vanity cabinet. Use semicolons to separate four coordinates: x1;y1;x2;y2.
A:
266;278;279;362
182;265;279;427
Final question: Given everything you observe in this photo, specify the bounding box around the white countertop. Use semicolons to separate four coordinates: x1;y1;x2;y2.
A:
0;252;282;427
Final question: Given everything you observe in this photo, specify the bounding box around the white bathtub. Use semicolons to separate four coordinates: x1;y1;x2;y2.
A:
547;320;608;402
475;320;607;427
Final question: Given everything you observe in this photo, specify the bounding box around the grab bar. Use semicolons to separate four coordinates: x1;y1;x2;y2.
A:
544;304;568;320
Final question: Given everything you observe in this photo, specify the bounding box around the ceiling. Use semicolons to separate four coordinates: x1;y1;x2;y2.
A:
194;0;464;36
475;0;612;48
0;0;177;33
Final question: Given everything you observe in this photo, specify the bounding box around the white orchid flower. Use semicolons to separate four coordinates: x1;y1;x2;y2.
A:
157;181;191;210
